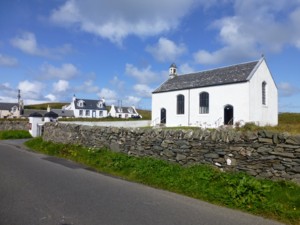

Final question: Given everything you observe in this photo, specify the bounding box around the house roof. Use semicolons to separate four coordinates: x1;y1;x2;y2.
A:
74;98;106;110
23;109;74;118
0;103;19;110
113;106;138;114
153;59;261;93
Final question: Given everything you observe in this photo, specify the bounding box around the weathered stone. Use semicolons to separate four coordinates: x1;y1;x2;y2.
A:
229;146;244;151
110;142;121;152
286;136;300;145
204;153;219;159
277;144;300;149
272;133;279;144
257;147;272;153
225;157;237;166
258;138;274;144
269;152;295;158
153;146;163;151
162;149;175;157
273;164;286;171
292;166;300;173
176;153;187;161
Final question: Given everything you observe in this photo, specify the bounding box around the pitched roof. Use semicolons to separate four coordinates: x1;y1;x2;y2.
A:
153;59;261;93
114;106;137;114
74;98;106;110
0;103;19;110
23;109;74;118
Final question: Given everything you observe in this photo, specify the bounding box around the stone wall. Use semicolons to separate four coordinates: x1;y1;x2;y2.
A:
0;120;29;131
43;123;300;183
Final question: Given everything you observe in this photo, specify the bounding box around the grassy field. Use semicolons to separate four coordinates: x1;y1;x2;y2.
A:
0;130;32;139
25;137;300;225
237;113;300;134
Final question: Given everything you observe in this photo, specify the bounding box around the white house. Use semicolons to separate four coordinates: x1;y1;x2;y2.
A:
109;105;141;119
152;57;278;128
63;95;108;118
0;90;24;119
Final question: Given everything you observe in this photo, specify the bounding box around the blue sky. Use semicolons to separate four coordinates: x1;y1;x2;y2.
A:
1;0;300;112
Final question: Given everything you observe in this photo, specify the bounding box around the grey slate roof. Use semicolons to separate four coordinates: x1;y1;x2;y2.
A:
23;109;74;118
74;99;106;110
153;60;260;93
115;106;137;114
0;103;19;110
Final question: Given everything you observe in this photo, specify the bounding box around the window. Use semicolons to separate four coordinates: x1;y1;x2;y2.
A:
77;100;85;107
99;111;103;117
85;110;90;116
199;92;209;114
128;108;133;113
262;81;267;105
177;94;185;114
79;110;83;116
97;101;103;108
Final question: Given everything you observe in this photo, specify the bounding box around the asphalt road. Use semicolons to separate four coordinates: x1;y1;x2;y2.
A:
0;140;284;225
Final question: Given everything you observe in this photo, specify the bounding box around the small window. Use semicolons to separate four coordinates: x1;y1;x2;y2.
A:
77;100;85;107
262;81;267;105
79;110;83;116
85;110;90;116
177;94;185;114
97;101;103;108
118;108;123;113
99;111;103;117
199;92;209;114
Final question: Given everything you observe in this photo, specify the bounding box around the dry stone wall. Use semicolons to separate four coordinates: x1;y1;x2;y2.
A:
43;123;300;184
0;120;28;131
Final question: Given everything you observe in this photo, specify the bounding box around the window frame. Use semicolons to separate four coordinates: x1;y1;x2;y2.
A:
199;92;209;114
177;94;185;115
262;81;267;105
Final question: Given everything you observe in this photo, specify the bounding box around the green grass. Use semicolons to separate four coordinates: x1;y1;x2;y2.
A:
25;137;300;225
237;113;300;134
0;130;32;139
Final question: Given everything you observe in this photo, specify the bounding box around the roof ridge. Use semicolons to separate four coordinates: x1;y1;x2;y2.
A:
180;59;260;76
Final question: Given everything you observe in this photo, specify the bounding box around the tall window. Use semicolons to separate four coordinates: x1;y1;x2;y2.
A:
199;92;209;114
79;110;83;116
262;81;267;105
85;110;90;116
177;94;185;114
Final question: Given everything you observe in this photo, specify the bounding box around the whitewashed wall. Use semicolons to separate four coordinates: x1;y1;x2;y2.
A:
248;60;278;126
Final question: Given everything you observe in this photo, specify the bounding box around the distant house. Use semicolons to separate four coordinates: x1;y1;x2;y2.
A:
152;57;278;128
0;90;24;119
109;105;141;119
63;95;108;118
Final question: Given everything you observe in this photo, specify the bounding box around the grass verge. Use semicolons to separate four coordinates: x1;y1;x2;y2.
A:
25;137;300;225
0;130;32;139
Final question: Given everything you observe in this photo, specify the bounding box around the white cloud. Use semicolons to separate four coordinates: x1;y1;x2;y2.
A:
123;96;141;107
18;80;44;100
97;88;118;104
0;54;18;67
146;37;186;62
110;76;124;89
194;0;300;64
133;84;152;98
53;80;69;92
45;94;57;102
179;63;195;74
278;82;300;97
11;32;72;58
50;0;198;44
40;63;79;79
125;64;159;84
74;79;100;93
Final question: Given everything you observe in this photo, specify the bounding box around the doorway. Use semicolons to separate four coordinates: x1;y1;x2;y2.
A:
160;108;166;124
224;105;233;125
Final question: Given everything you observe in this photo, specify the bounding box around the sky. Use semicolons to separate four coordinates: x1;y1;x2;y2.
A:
1;0;300;112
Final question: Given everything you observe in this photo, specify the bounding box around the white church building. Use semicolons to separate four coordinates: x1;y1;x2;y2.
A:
152;57;278;128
